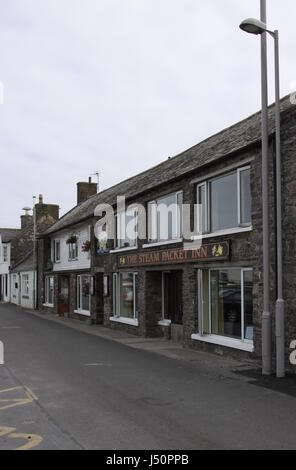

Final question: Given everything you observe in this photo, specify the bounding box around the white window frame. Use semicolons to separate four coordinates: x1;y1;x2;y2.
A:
68;242;78;261
148;191;183;244
22;274;29;296
115;208;138;250
194;267;254;351
75;274;91;316
54;240;61;263
44;275;54;307
111;272;138;324
197;166;251;235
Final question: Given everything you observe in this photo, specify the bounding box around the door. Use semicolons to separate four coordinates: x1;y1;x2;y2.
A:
58;276;70;317
163;271;183;325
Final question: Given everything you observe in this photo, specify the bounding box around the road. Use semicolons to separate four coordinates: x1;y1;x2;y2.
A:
0;303;296;450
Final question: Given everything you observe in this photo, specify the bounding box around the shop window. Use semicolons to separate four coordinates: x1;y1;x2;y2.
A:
197;167;251;234
113;272;138;320
116;208;138;249
148;191;183;243
198;268;253;343
45;276;54;306
76;275;90;315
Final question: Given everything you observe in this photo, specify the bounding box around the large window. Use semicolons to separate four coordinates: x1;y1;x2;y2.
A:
76;275;90;315
54;240;61;262
116;208;138;249
45;276;54;306
113;272;138;320
148;191;183;243
198;268;253;343
197;167;251;234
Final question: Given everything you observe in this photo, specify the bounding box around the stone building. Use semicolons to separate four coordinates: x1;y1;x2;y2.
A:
38;95;296;371
10;195;59;310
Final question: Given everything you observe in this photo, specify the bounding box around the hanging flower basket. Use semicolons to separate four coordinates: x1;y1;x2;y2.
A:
82;240;91;252
66;234;78;245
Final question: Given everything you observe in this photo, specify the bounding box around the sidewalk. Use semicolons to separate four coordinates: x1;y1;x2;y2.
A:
23;307;259;382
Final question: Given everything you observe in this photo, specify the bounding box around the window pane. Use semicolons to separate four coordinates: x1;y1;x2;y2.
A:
201;270;210;334
211;269;242;339
240;169;251;225
210;173;238;231
157;193;177;241
120;273;134;318
198;185;207;233
244;271;253;340
81;275;90;311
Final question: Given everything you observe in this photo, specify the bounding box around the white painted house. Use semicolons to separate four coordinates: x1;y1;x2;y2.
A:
10;252;36;310
0;229;19;302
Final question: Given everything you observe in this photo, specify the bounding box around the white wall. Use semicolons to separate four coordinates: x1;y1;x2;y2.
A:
51;224;91;272
0;237;11;302
10;271;35;309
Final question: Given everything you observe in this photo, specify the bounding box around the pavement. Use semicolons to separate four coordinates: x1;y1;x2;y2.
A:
0;302;296;450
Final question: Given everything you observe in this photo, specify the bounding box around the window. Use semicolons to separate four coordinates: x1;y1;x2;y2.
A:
197;167;251;234
54;240;61;262
3;245;8;263
22;274;29;296
198;268;253;343
148;191;183;243
113;272;138;320
45;276;54;306
69;242;78;260
76;275;90;315
116;208;138;249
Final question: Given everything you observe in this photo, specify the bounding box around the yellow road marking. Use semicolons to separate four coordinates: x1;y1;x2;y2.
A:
10;433;43;451
0;426;15;437
0;386;38;411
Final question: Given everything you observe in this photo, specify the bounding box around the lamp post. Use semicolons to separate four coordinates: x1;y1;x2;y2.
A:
32;196;37;310
240;17;285;378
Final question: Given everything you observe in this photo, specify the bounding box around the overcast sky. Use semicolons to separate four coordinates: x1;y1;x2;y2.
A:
0;0;295;227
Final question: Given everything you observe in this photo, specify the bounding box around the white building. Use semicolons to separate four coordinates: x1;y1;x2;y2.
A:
10;252;36;310
0;229;19;302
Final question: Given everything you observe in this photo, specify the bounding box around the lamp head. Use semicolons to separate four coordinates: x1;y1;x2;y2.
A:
239;18;267;35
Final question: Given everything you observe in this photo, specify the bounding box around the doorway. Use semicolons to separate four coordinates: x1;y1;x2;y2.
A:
162;271;183;341
58;276;70;317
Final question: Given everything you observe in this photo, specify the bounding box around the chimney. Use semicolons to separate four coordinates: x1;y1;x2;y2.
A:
21;207;33;230
77;177;98;204
34;196;59;226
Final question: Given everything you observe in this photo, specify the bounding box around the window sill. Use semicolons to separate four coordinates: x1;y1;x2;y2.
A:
43;303;54;308
191;226;253;240
191;333;254;352
110;246;138;254
158;319;171;327
68;259;79;262
110;316;139;327
74;309;91;317
143;239;183;249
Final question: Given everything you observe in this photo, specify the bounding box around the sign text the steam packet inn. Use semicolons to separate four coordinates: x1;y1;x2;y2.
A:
118;241;230;268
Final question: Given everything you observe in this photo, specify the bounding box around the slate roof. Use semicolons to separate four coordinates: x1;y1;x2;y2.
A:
0;228;20;243
43;94;293;236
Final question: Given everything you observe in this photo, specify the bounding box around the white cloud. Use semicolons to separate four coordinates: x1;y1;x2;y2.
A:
0;0;295;226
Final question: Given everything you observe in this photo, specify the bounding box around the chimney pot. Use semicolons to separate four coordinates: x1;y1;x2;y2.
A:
39;194;43;204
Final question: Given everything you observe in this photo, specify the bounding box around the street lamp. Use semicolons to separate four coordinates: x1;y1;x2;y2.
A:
240;17;285;378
